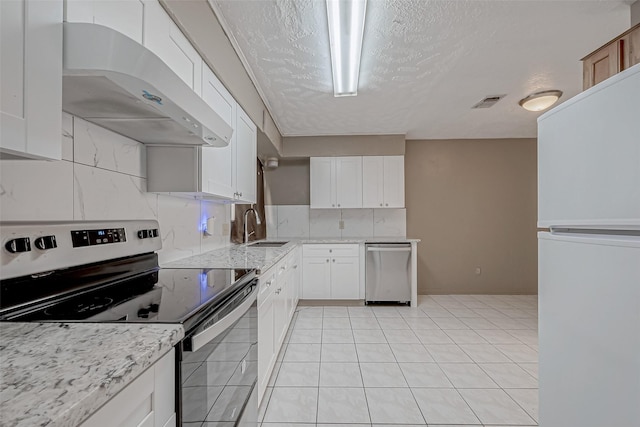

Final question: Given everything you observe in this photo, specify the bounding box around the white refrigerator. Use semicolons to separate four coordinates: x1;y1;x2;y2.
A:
537;63;640;427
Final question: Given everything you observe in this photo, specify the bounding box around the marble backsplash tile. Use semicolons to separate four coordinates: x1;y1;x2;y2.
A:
73;163;158;221
373;208;407;237
277;205;310;238
266;205;407;238
265;205;278;239
200;201;231;253
0;112;232;263
61;112;73;161
309;209;341;238
341;208;374;237
74;118;146;178
157;194;202;264
0;159;74;220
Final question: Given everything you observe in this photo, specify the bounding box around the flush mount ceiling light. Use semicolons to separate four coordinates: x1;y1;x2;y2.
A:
326;0;367;97
519;90;563;112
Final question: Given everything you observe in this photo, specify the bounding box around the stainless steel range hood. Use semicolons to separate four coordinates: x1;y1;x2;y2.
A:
62;23;232;147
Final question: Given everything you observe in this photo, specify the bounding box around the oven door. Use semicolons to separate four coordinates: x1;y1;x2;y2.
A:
178;283;258;426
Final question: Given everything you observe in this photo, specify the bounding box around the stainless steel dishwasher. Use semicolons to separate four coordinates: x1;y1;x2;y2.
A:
365;243;412;304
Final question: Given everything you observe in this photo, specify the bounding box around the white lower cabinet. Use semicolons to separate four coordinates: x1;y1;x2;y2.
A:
257;272;275;403
302;244;360;300
80;348;175;427
257;247;300;405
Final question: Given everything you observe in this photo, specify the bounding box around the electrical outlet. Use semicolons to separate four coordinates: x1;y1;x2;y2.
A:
475;266;482;275
339;220;344;230
222;223;230;235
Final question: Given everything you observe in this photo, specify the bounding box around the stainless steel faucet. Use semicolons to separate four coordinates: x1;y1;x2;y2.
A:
243;206;261;243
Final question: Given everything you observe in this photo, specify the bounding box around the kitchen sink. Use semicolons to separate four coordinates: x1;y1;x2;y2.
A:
247;241;289;248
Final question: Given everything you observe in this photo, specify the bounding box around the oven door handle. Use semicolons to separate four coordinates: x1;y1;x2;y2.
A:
187;287;257;352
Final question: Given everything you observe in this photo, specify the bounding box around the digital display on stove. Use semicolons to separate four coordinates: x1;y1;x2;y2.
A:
71;228;126;247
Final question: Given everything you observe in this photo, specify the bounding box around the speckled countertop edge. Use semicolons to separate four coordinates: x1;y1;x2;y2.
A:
161;237;419;272
0;322;184;427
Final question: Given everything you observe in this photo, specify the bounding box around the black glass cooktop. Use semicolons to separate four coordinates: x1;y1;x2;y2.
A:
1;266;255;328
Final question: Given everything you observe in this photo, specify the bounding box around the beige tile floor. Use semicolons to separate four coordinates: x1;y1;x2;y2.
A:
259;294;538;426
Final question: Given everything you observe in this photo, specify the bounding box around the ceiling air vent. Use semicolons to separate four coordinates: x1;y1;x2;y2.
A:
472;94;507;109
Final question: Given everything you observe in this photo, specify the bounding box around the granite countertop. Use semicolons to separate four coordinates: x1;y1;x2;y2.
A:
0;322;184;427
162;237;420;272
162;240;299;272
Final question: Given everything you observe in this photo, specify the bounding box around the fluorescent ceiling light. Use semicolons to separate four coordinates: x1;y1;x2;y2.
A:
519;90;563;112
326;0;367;97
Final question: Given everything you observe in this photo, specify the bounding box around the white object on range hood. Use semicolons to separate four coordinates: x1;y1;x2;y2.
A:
62;23;232;147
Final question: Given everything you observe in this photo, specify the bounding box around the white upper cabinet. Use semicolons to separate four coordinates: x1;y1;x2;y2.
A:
1;0;62;160
310;157;336;208
65;0;144;43
235;107;257;204
147;94;257;203
143;0;202;94
362;156;405;208
310;157;362;209
201;65;235;199
336;157;363;208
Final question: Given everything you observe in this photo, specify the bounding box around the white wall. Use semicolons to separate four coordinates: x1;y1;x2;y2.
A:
266;205;406;239
0;113;232;264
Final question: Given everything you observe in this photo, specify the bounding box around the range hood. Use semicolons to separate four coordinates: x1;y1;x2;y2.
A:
62;23;232;147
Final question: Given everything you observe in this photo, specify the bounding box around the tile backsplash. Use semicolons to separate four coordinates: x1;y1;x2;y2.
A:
267;205;406;239
0;113;232;264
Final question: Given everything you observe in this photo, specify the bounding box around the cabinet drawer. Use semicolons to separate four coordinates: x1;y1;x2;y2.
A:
303;244;359;258
258;270;276;307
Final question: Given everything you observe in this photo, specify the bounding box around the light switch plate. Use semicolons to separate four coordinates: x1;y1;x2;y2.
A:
339;220;344;230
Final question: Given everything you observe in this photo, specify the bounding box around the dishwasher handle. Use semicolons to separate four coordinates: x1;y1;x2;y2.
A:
366;247;411;252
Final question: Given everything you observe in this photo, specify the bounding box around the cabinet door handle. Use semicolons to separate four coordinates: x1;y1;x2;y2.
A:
338;204;341;207
326;259;329;263
332;259;335;263
385;203;388;206
332;204;335;207
380;203;383;207
329;249;332;253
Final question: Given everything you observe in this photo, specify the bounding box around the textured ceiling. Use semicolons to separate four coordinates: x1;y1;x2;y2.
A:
211;0;630;139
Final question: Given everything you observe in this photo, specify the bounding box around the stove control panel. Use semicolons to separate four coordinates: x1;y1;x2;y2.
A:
71;228;126;248
1;220;161;281
137;229;159;239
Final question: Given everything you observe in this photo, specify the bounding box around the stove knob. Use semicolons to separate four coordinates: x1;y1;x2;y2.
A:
137;307;150;318
137;230;149;239
5;238;31;253
34;235;57;250
149;303;159;313
150;229;159;238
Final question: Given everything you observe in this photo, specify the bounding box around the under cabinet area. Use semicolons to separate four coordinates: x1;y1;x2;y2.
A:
1;0;62;160
80;349;176;427
302;244;361;300
257;247;300;404
146;102;256;203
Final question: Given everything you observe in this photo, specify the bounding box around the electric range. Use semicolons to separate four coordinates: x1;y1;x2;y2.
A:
0;220;258;426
